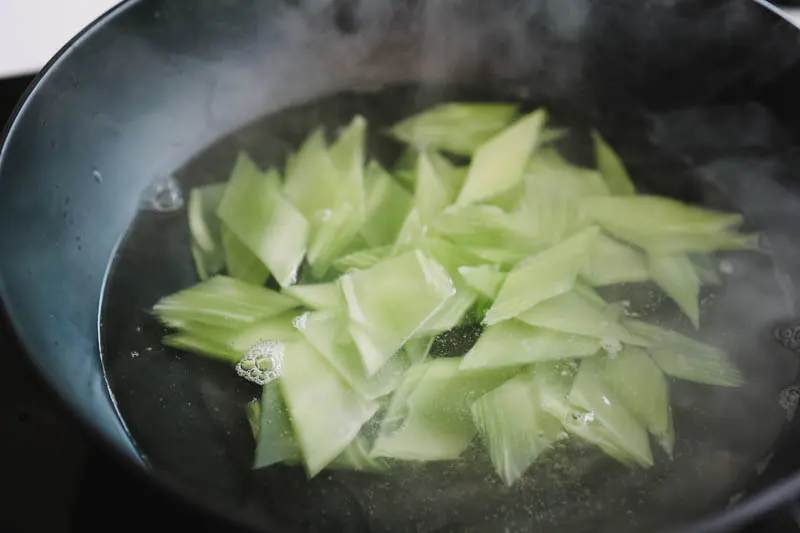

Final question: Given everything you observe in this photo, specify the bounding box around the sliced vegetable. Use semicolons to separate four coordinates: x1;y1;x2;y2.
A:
471;373;564;485
187;184;226;280
581;232;649;286
162;331;241;363
254;383;301;469
625;320;744;387
461;320;600;370
388;102;519;156
333;245;393;273
569;359;654;467
523;149;610;200
458;265;506;300
152;276;299;329
282;283;343;311
457;109;547;206
415;151;459;223
693;254;722;285
362;161;413;247
484;226;599;325
648;253;701;328
329;115;367;216
592;131;635;196
328;436;389;473
340;250;455;375
217;155;309;287
220;225;270;286
596;347;675;456
279;339;379;477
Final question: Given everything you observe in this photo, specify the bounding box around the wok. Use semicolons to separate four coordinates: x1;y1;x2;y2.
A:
2;0;800;531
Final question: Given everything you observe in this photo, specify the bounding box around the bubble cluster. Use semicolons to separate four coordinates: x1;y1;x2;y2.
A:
235;340;285;385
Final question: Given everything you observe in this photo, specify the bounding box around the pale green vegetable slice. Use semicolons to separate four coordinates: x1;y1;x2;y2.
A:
516;291;648;346
332;245;393;273
254;382;301;469
279;339;379;477
217;155;309;287
532;364;637;465
416;284;477;336
403;336;435;364
162;332;241;363
220;225;270;286
461;320;600;370
573;282;609;309
393;208;426;253
152;276;300;329
457;109;547;206
227;312;302;353
307;201;364;280
649;253;701;328
415;151;459;223
283;128;339;228
625;320;744;387
523;149;610;200
328;436;389;473
596;347;675;455
246;398;261;439
187;184;226;280
581;232;649;286
569;359;654;467
340;250;455;375
361;161;413;247
592;131;636;196
329;115;367;216
433;205;538;257
298;311;406;399
388;102;519;156
693;254;722;285
619;230;758;255
458;265;506;300
282;283;344;311
484;226;599;325
471;373;564;485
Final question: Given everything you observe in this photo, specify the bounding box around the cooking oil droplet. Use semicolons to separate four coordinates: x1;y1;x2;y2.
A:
139;175;184;212
92;169;104;184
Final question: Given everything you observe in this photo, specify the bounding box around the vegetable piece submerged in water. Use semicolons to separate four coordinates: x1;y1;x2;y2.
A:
154;102;752;485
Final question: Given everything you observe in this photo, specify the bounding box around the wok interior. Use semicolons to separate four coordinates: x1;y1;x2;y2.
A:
100;83;800;533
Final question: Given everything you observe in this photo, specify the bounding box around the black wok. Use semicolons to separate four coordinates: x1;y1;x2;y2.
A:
3;0;800;531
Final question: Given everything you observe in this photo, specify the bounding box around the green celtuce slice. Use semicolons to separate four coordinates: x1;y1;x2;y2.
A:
592;131;636;196
371;359;510;461
328;435;389;473
226;312;301;353
220;225;270;286
282;283;343;311
308;202;364;280
580;232;650;286
648;253;701;328
388;102;519;157
471;373;565;485
457;109;547;206
461;320;600;370
162;331;241;363
523;149;610;200
254;382;301;469
625;320;744;387
298;311;406;400
596;347;675;456
693;254;722;285
329;115;367;217
415;151;460;223
580;196;754;254
246;398;261;439
484;226;599;325
340;250;455;376
403;336;435;364
458;265;506;300
569;359;654;467
333;245;393;273
361;161;413;247
279;339;379;477
152;276;300;329
187;184;226;280
217;154;309;287
415;285;476;337
516;291;648;347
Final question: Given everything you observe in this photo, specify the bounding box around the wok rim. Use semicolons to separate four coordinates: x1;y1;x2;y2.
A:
0;1;799;532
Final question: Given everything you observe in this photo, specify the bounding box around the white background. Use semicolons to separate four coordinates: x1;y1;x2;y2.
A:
0;1;798;78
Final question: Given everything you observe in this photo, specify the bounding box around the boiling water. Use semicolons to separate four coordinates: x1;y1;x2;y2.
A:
99;87;798;533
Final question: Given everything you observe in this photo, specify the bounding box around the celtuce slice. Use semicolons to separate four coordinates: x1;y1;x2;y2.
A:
415;151;459;223
329;115;367;217
596;347;675;456
187;184;226;280
279;339;379;477
388;102;519;156
581;232;649;286
648;253;701;328
254;382;301;469
333;245;393;273
569;359;654;467
328;435;389;473
593;131;636;196
471;373;564;485
523;149;610;200
361;161;413;247
217;155;309;287
484;226;599;325
282;283;344;311
457;109;547;206
220;225;270;286
152;276;300;329
340;250;455;375
226;312;302;353
461;320;600;370
458;265;506;300
162;332;241;363
626;320;744;387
